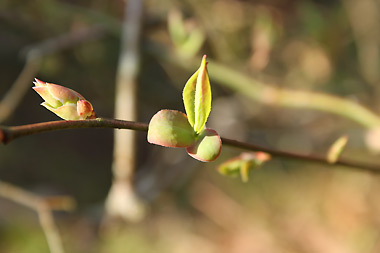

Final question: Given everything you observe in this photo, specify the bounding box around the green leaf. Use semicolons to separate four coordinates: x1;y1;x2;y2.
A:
217;152;271;182
217;158;246;177
183;55;211;134
327;135;348;164
186;128;221;162
183;70;198;128
147;110;196;148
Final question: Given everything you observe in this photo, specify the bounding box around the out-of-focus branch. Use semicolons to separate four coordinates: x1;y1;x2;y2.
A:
149;47;380;128
39;2;380;129
1;119;380;173
0;25;106;123
0;53;41;123
106;0;145;222
21;25;106;57
343;0;380;86
0;181;76;253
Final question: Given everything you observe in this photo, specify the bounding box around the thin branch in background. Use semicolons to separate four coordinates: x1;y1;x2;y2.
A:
147;47;380;129
0;25;106;123
0;118;148;144
0;53;41;123
105;0;145;222
32;4;380;130
0;181;76;253
1;118;380;173
343;0;380;86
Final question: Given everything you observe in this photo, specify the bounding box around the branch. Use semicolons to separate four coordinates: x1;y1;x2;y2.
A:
0;118;148;144
1;118;379;173
0;181;76;253
107;0;146;222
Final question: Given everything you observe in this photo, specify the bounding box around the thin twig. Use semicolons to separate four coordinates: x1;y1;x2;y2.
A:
220;138;380;173
38;206;64;253
0;181;76;253
1;118;379;173
0;118;147;144
343;0;380;86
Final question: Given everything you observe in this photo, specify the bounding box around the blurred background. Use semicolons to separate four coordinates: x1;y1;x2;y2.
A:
2;0;380;252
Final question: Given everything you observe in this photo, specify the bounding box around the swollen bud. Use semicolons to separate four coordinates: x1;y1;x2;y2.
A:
186;128;222;162
147;110;196;147
33;78;95;120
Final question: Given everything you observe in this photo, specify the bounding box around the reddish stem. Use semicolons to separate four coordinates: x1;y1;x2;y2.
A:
1;118;379;173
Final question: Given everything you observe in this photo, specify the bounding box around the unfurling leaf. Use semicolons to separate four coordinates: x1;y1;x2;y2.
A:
33;78;95;120
186;128;221;162
327;135;348;164
147;55;220;162
147;110;196;148
183;55;211;134
217;152;271;182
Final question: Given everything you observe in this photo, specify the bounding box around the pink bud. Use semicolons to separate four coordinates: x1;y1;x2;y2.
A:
33;78;95;120
77;100;95;119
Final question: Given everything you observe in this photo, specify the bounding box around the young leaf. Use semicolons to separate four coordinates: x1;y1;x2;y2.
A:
217;152;271;182
147;110;196;148
183;70;198;128
183;55;211;134
239;161;252;183
327;135;348;164
186;128;221;162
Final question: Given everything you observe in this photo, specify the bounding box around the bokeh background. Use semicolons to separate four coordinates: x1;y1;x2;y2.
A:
2;0;380;252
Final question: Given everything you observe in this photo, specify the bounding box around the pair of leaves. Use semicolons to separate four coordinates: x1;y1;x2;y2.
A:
147;55;221;162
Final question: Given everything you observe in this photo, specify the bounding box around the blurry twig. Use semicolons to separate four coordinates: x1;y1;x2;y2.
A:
0;52;41;123
1;118;380;173
0;181;76;253
190;181;245;229
0;25;106;123
343;0;380;86
105;0;146;222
